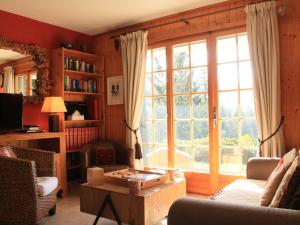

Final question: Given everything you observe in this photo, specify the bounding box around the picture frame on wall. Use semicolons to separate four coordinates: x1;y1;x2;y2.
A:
107;76;123;105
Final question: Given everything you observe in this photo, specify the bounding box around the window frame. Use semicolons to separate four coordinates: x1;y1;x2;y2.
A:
14;70;37;96
142;27;257;194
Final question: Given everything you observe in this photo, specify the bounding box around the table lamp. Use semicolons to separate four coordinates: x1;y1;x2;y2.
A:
41;97;67;132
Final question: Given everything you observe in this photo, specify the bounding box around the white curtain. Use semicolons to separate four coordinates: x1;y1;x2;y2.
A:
245;1;285;157
3;66;14;93
120;30;148;169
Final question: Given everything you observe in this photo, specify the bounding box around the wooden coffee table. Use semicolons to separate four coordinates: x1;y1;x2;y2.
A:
80;178;186;225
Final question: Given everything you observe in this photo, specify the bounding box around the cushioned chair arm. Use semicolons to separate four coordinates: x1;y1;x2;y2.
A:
168;198;300;225
114;143;134;168
80;144;92;168
124;147;134;168
0;157;39;225
13;147;55;177
246;157;280;180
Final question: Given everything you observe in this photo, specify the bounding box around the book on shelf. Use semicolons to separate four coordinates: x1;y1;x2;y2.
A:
66;127;100;152
64;57;98;74
64;75;97;93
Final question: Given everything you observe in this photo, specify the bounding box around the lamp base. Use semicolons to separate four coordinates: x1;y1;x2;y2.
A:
48;114;59;132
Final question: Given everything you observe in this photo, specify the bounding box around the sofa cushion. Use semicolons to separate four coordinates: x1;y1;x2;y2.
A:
37;177;58;197
0;146;16;158
270;156;300;208
260;148;298;206
211;179;266;205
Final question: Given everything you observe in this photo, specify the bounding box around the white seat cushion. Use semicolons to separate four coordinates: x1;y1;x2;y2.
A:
212;179;267;205
37;177;58;197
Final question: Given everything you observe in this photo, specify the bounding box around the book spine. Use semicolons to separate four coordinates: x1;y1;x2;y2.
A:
69;128;74;151
66;128;69;151
74;128;78;150
78;127;82;149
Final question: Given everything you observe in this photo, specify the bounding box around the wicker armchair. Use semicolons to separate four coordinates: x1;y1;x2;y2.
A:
0;147;57;225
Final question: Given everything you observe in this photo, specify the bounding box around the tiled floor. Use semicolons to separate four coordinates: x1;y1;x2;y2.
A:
41;183;168;225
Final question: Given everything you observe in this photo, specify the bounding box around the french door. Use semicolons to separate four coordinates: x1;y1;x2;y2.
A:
141;28;258;194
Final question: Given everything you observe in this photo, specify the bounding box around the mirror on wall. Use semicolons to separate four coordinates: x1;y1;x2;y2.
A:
0;49;37;96
0;35;52;103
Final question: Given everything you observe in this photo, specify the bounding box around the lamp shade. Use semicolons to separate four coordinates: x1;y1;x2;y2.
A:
41;97;67;113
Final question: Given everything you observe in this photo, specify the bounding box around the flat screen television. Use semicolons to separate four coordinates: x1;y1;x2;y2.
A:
0;93;23;133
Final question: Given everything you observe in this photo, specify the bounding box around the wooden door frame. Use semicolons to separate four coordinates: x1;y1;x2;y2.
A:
147;26;248;194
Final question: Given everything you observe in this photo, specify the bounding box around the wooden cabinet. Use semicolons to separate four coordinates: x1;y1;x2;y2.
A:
51;48;105;181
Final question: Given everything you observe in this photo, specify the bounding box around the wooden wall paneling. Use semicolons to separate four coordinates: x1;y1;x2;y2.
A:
278;0;300;150
94;0;300;194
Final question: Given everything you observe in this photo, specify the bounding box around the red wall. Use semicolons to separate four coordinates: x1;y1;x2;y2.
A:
0;10;93;130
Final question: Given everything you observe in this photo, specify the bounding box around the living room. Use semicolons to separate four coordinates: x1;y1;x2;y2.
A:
0;0;300;224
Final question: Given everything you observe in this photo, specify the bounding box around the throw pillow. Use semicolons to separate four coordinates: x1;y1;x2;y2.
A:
270;156;300;208
290;187;300;210
0;145;16;158
260;148;298;206
93;142;115;165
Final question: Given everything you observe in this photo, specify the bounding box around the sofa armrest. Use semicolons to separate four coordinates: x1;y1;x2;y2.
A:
13;147;55;177
246;157;280;180
114;143;134;168
168;198;300;225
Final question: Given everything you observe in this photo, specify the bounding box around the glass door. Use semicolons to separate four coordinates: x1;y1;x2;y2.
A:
216;32;258;176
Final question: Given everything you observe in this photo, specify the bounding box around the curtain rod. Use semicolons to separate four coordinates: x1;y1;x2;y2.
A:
110;0;286;39
110;4;245;39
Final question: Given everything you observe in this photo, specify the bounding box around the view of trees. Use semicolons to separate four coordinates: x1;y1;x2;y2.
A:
141;34;258;175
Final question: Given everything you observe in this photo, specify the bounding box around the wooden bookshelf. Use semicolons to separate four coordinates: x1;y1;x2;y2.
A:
64;91;103;96
64;119;103;128
51;48;105;181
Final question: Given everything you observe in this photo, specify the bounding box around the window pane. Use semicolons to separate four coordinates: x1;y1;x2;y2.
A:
31;74;37;88
191;41;207;66
217;36;237;63
239;61;253;89
194;147;209;172
192;67;208;92
152;146;168;168
175;96;190;119
240;90;255;117
153;48;166;71
174;69;190;93
220;120;238;146
193;121;209;145
242;148;257;172
144;73;152;96
241;120;258;146
146;50;152;73
219;92;238;118
154;121;167;144
173;44;189;69
153;72;166;95
141;98;152;120
220;147;242;174
175;146;193;170
192;94;208;119
154;96;167;119
218;63;238;90
142;145;153;167
238;34;250;60
141;121;153;144
175;121;191;144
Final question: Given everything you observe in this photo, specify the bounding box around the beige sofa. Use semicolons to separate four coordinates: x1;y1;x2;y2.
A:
168;158;300;225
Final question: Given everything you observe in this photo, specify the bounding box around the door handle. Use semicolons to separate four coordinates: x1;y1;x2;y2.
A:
213;107;217;128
